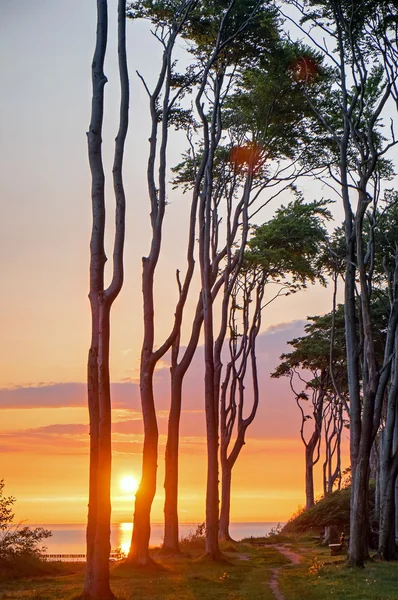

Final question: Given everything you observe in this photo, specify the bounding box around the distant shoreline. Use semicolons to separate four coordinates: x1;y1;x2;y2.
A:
42;522;284;554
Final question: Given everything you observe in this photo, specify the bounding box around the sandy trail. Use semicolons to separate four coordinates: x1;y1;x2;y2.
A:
267;545;303;600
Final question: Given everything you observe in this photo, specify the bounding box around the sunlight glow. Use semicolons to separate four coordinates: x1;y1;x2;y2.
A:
119;475;139;495
120;540;131;555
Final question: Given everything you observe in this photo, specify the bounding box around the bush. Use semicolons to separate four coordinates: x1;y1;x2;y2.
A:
0;479;52;577
179;522;206;552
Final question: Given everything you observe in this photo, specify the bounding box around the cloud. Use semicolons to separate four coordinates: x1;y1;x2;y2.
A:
0;382;141;410
0;409;207;456
0;320;306;448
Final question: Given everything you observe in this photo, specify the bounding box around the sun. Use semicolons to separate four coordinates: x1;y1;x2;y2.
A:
120;475;139;495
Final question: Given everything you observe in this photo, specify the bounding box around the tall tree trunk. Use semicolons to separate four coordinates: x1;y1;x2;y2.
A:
162;297;204;553
305;443;316;510
203;274;220;559
378;469;398;559
128;350;157;565
219;464;233;541
350;455;371;566
378;257;398;559
395;477;398;548
162;368;183;553
83;0;128;596
201;164;221;560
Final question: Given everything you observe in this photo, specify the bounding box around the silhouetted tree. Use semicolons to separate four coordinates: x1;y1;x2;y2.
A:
83;0;129;597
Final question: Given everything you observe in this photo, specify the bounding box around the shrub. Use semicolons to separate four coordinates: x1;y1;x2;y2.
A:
0;480;52;577
179;522;206;552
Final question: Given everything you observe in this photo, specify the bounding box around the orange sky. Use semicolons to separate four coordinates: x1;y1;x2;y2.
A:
0;323;350;525
0;2;349;526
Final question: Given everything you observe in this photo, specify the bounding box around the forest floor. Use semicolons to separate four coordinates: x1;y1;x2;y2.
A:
2;533;398;600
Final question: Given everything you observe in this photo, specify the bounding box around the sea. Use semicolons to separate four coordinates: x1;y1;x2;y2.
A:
41;522;282;555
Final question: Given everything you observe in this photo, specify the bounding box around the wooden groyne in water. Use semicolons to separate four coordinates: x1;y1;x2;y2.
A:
44;552;121;562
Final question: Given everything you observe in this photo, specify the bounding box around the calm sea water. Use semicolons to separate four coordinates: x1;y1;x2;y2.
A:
41;522;282;554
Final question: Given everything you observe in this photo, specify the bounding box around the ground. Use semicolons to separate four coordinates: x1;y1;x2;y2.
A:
2;534;398;600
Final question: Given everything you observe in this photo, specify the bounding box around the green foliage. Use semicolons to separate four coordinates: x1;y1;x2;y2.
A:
246;196;332;286
272;287;389;384
372;191;398;286
223;41;330;163
128;0;281;69
292;0;397;176
272;305;346;379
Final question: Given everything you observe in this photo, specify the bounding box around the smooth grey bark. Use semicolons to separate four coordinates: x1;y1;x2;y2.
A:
127;2;198;566
377;253;398;559
82;1;129;597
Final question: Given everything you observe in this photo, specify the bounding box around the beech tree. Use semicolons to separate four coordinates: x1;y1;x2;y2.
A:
281;0;398;566
126;0;279;563
154;0;291;558
272;306;347;510
373;197;398;559
124;0;200;567
191;1;285;560
218;197;331;537
82;0;129;598
161;19;331;551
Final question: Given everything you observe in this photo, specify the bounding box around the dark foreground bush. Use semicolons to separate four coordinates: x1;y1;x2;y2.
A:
0;551;72;581
0;479;54;580
179;522;206;553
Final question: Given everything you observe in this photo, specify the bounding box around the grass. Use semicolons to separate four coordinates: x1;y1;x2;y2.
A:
0;543;281;600
2;535;398;600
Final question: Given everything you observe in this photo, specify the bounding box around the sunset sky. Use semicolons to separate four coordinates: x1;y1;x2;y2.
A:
0;1;349;526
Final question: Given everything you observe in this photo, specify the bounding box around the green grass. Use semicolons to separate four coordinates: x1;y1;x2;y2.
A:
2;536;398;600
0;544;282;600
278;554;398;600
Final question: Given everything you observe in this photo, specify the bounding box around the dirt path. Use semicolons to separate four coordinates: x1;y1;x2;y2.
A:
267;545;303;600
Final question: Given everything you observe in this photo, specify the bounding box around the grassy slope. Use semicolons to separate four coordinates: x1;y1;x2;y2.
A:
2;536;398;600
274;534;398;600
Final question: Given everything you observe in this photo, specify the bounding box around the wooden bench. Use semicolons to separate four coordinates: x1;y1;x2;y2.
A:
329;543;343;556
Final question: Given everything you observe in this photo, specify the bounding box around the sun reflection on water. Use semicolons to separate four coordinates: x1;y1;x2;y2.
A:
117;522;132;556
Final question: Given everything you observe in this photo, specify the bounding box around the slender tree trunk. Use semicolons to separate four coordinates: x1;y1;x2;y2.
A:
350;455;371;566
162;369;183;553
203;271;220;559
127;351;158;565
219;464;233;541
378;470;398;559
94;305;113;595
305;443;316;510
378;394;398;559
201;182;221;560
83;0;111;594
395;477;398;547
82;0;128;596
85;336;100;595
126;5;198;564
378;275;398;559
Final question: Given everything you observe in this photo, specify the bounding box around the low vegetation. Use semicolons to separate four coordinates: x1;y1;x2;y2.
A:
0;480;60;583
283;486;351;533
1;528;398;600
